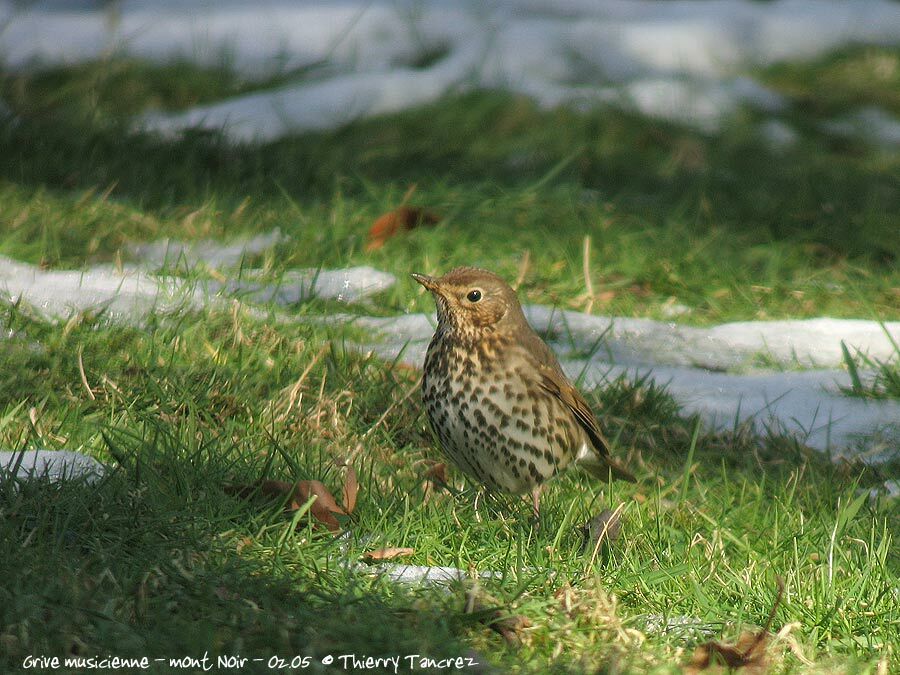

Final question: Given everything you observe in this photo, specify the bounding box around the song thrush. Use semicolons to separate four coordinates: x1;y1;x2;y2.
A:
413;267;634;512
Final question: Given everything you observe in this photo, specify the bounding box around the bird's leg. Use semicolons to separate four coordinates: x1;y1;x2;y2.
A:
473;490;482;522
530;485;544;520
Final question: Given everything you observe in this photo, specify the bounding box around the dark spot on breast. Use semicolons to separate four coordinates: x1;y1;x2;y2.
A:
524;442;542;458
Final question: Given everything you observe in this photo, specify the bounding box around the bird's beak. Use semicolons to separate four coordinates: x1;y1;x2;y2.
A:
411;273;440;293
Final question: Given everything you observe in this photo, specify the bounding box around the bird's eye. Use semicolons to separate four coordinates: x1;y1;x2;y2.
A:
466;289;482;303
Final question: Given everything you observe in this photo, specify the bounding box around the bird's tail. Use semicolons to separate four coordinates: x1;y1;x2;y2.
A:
579;454;637;483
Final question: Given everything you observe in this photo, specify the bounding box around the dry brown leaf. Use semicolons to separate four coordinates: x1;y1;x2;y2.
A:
341;465;359;514
297;480;346;532
685;577;784;674
686;631;772;674
583;504;626;568
418;460;449;505
366;206;441;251
424;461;448;487
420;461;449;504
226;478;347;532
362;547;415;562
465;586;532;646
490;614;532;646
584;508;623;546
596;290;617;305
214;586;240;602
628;283;653;298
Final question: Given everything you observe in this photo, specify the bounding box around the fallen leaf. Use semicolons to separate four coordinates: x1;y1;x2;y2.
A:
424;461;448;487
226;479;347;532
420;461;450;505
583;508;623;547
685;577;784;674
686;630;772;674
366;206;440;251
341;465;359;514
362;547;415;562
465;586;531;646
297;480;346;532
595;289;617;305
214;586;240;602
489;614;532;646
0;633;19;654
582;504;625;568
628;282;653;298
418;460;449;505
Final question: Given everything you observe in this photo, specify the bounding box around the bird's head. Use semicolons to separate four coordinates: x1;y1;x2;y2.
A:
412;267;525;339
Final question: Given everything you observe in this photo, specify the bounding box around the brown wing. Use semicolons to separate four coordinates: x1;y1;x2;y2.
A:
522;329;636;482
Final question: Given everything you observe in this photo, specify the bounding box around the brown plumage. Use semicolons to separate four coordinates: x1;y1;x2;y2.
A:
413;267;634;508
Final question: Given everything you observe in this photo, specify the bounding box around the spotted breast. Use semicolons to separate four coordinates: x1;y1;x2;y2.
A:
414;267;635;500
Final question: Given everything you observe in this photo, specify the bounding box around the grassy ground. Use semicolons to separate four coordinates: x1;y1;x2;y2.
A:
2;52;899;324
0;47;898;673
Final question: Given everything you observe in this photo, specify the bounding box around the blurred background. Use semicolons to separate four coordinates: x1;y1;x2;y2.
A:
1;0;898;321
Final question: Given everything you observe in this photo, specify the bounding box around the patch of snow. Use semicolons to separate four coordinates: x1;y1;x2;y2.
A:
729;76;789;114
622;78;737;132
0;449;106;484
643;613;718;639
127;229;288;269
0;255;201;322
1;251;896;461
139;59;480;142
527;307;900;372
821;106;900;147
357;307;900;371
3;1;899;138
0;255;396;321
868;479;900;503
759;118;799;151
660;301;691;319
358;563;500;585
208;267;397;305
352;307;900;460
574;362;900;461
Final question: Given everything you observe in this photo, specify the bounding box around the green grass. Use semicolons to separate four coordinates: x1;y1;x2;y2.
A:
758;47;900;118
840;329;900;400
1;305;897;673
1;48;899;672
1;57;322;121
2;51;899;324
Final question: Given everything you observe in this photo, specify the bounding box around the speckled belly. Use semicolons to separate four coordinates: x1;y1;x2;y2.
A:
422;343;579;494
